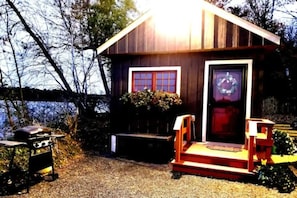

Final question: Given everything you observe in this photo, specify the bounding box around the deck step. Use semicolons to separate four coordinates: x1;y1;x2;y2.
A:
179;152;248;169
171;160;254;181
180;147;248;169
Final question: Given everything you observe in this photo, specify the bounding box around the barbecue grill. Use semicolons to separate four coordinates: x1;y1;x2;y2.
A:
0;125;64;194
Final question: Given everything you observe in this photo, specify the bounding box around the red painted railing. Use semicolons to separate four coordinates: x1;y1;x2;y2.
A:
245;118;275;171
173;115;274;172
173;114;192;162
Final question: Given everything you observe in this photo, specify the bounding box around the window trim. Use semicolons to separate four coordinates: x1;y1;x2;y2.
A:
128;66;181;95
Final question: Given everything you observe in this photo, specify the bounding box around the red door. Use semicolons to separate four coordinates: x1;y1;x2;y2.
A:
207;65;247;144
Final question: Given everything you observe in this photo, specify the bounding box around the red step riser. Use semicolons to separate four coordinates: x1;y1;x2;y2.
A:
172;164;253;181
180;153;248;169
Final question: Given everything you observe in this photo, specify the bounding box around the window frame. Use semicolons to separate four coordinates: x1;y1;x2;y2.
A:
128;66;181;95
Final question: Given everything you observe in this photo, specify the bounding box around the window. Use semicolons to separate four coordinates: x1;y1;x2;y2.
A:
128;66;181;95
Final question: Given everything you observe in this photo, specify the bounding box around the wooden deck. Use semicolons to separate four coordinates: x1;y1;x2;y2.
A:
170;142;254;181
170;116;297;181
185;142;248;160
180;142;297;163
170;141;297;180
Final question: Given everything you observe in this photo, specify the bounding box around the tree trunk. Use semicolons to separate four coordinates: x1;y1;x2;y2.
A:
6;0;73;94
6;0;89;113
96;53;110;95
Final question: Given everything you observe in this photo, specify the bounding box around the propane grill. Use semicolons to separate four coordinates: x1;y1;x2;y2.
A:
0;125;63;194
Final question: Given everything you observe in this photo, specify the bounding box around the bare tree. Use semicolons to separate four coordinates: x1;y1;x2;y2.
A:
6;0;73;92
227;0;297;106
0;4;31;128
205;0;232;8
3;0;137;115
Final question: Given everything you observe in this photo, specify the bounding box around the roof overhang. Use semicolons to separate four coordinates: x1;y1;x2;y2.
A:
97;0;280;55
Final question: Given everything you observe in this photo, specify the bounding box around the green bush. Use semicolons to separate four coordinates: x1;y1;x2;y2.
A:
272;129;296;155
255;129;297;193
256;163;296;193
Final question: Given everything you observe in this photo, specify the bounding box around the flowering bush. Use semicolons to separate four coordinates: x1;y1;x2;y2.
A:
120;88;182;112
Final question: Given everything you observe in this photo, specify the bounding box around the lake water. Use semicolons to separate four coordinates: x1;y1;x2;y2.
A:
0;100;77;139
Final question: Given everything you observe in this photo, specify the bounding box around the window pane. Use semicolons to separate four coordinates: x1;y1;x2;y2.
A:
135;80;140;84
132;70;177;93
156;73;162;78
132;71;153;92
155;71;176;92
156;79;162;85
169;86;175;92
169;79;175;85
169;72;176;78
140;73;152;78
146;80;152;86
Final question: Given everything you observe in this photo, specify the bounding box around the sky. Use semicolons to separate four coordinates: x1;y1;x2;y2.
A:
135;0;297;25
1;0;295;94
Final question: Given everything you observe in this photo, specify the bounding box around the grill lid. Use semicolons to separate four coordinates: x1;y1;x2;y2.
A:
13;126;51;141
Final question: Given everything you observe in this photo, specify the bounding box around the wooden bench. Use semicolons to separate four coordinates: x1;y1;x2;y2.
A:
111;133;174;163
115;133;173;141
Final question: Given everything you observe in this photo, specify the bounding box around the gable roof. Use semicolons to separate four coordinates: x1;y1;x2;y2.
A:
97;0;280;54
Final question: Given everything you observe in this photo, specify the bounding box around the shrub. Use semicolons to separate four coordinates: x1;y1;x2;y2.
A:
272;129;296;155
120;88;182;112
256;163;296;193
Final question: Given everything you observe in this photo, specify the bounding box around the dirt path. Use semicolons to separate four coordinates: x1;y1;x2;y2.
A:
4;154;297;198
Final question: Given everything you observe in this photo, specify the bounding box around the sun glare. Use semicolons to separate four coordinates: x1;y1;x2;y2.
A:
151;0;198;36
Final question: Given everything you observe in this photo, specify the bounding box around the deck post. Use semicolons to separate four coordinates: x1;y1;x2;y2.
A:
247;121;257;172
175;128;181;162
173;115;192;163
185;116;191;143
262;123;274;159
247;135;255;172
173;116;183;163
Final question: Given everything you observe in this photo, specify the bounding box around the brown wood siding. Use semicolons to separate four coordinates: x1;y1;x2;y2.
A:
190;8;202;49
118;36;127;53
203;11;214;49
145;20;155;52
137;24;145;52
214;16;227;48
239;28;249;46
110;49;271;139
226;21;233;48
232;25;239;47
252;34;263;46
103;13;275;55
128;28;136;52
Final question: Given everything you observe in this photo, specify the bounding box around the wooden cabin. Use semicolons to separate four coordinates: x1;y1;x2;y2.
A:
98;0;282;179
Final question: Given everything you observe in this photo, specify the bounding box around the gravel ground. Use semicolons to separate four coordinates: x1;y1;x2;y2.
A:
3;154;297;198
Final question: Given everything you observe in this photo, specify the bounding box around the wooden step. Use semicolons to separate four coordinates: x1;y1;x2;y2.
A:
273;125;297;138
274;124;291;127
274;124;293;130
179;152;248;169
178;143;249;169
280;130;297;137
170;160;255;181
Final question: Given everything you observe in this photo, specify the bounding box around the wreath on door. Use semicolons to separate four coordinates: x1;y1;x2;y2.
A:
216;72;238;96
